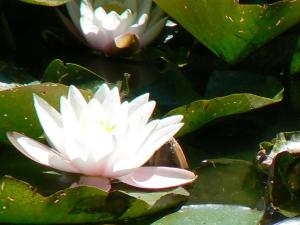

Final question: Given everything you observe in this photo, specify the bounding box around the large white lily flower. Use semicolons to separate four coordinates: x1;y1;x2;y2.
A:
65;0;167;54
7;84;196;191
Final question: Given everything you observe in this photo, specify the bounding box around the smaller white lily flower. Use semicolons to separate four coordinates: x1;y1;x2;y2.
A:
64;0;167;54
7;84;196;191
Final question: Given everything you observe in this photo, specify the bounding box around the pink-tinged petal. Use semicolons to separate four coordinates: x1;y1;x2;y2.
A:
68;85;87;119
33;94;63;152
70;176;111;192
7;132;79;173
118;166;197;189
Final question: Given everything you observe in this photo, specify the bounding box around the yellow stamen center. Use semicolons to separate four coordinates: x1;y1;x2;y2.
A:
100;120;116;133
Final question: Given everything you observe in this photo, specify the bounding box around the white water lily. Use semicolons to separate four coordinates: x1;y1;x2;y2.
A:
7;84;196;191
65;0;167;54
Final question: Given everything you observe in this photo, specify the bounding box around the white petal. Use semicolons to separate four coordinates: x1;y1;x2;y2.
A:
70;176;111;192
94;7;107;21
114;122;183;171
80;0;94;20
7;132;79;173
94;83;111;103
80;17;100;35
66;0;81;31
33;94;63;151
128;93;149;116
140;17;167;47
128;100;156;130
118;166;197;189
102;11;121;31
137;0;152;17
68;85;87;119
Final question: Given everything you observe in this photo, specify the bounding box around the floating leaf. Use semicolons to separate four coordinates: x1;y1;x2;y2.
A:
20;0;72;6
188;159;264;208
43;59;105;93
151;204;263;225
0;176;188;224
270;150;300;217
167;93;282;137
290;36;300;75
154;0;300;63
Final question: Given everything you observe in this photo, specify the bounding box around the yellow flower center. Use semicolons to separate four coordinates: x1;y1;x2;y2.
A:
100;120;116;133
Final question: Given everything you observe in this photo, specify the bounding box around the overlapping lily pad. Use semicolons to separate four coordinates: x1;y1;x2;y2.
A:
43;59;105;93
167;93;282;137
188;159;264;208
0;176;189;224
151;204;263;225
154;0;300;63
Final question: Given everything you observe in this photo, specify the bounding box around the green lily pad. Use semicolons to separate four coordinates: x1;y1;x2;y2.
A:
0;83;91;144
188;159;264;208
290;36;300;75
43;59;105;93
257;131;300;169
154;0;300;63
269;150;300;217
20;0;72;6
0;176;189;224
167;93;282;137
151;204;263;225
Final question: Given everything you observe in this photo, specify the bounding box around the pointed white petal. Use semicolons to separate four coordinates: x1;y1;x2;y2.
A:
102;11;121;31
118;166;196;189
7;132;79;173
128;93;149;116
137;0;152;17
68;85;87;119
140;17;167;47
80;17;100;34
94;7;107;21
114;122;183;171
33;94;63;151
80;0;94;20
94;83;111;103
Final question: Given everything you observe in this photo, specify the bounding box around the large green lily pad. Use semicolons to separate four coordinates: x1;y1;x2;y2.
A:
0;83;91;144
152;204;263;225
154;0;300;63
188;159;264;208
20;0;72;6
0;176;188;224
167;93;282;137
